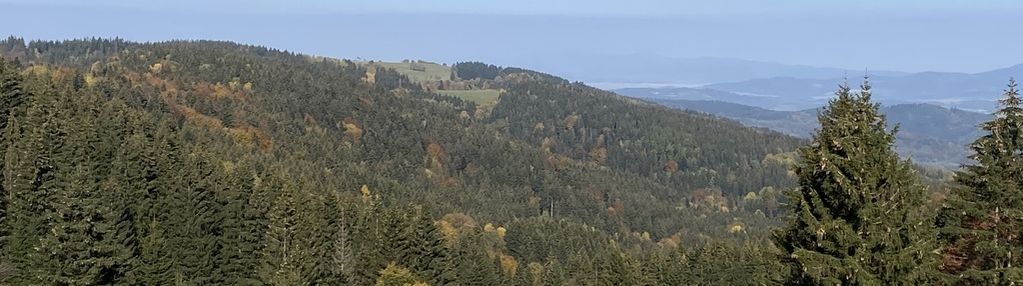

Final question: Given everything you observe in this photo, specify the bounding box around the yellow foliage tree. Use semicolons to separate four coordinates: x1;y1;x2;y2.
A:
562;114;580;129
527;262;545;286
360;185;372;202
498;254;519;277
589;146;608;164
374;262;428;286
436;220;458;245
495;226;506;238
342;119;363;142
727;220;745;234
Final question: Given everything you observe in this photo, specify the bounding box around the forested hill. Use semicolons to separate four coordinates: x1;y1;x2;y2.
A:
644;98;989;168
0;37;803;284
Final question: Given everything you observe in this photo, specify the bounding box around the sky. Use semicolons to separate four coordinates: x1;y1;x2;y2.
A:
2;0;1022;73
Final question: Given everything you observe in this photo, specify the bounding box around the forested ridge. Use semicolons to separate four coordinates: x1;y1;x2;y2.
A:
0;37;1020;285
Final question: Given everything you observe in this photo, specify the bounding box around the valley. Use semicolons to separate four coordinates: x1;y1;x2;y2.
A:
1;2;1021;284
616;87;991;168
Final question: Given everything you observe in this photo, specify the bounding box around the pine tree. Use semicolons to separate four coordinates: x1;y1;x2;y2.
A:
297;190;334;285
447;232;504;285
164;152;223;285
215;161;266;285
351;194;391;285
114;125;165;284
259;175;306;285
325;192;355;284
38;164;104;285
402;205;451;285
0;59;26;277
3;87;62;282
937;79;1023;284
136;219;174;285
774;79;938;285
132;118;181;285
0;59;25;137
35;104;113;285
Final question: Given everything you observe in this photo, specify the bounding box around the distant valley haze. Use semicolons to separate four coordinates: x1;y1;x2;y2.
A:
7;0;1023;114
4;0;1023;75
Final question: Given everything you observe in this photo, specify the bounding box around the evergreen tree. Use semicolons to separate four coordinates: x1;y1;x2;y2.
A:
35;105;118;285
3;87;62;282
115;126;168;284
259;176;306;285
0;59;26;278
402;205;451;285
215;161;266;285
163;152;222;285
774;79;938;285
937;79;1023;284
136;219;174;285
326;192;355;284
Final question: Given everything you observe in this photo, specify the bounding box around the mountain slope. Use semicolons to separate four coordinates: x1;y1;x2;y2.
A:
0;38;802;284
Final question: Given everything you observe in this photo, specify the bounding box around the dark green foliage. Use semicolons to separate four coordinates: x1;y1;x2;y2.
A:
453;61;503;80
937;79;1023;284
774;80;938;285
0;58;25;268
2;37;1005;284
0;37;801;284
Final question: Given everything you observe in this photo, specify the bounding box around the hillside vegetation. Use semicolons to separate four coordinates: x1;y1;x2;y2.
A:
3;37;1017;285
622;88;990;168
0;37;803;285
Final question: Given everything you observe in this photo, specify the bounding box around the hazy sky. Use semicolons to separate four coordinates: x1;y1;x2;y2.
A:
3;0;1022;72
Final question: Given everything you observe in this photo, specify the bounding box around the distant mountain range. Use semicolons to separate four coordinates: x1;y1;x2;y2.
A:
506;53;907;87
704;64;1023;112
616;86;811;111
623;91;990;168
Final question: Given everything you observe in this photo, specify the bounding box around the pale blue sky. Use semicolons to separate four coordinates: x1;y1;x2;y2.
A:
9;0;1016;16
2;0;1021;72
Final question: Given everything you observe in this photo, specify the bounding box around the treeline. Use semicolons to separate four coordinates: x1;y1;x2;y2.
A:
452;62;502;80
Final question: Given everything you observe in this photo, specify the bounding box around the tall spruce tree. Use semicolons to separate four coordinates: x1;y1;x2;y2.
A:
259;175;306;285
0;59;26;276
4;85;63;283
774;79;938;285
215;161;266;285
937;79;1023;284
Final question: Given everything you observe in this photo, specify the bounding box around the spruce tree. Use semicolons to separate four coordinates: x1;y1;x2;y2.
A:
774;79;938;285
214;161;265;285
36;106;107;285
0;59;26;275
258;176;305;285
163;152;223;285
3;87;62;282
937;79;1023;284
325;192;355;284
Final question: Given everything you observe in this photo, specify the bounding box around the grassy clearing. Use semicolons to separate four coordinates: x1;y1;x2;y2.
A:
436;89;502;105
375;61;451;83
